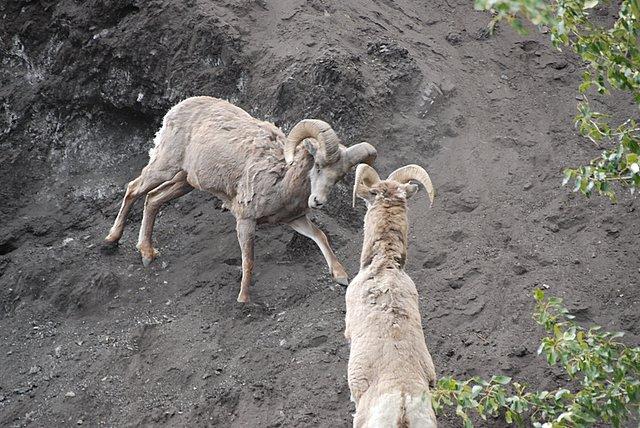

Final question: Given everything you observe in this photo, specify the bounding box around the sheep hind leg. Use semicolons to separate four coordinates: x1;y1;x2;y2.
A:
105;168;178;245
136;171;192;267
287;215;348;286
236;218;256;303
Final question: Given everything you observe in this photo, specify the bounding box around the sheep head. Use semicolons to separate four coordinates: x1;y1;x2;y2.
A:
353;164;435;208
285;119;377;209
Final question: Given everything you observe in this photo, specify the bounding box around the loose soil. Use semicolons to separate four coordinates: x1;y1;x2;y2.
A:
1;0;638;426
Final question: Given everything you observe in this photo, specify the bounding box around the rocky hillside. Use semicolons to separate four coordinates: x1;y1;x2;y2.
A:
1;0;637;426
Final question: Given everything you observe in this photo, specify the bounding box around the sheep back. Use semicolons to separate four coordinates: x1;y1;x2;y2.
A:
346;268;437;426
151;96;306;220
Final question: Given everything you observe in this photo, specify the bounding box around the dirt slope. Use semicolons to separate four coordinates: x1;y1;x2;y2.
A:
1;0;638;426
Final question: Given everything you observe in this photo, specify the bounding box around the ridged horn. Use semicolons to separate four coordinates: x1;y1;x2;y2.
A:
284;119;341;165
346;142;377;168
387;164;435;207
353;163;381;207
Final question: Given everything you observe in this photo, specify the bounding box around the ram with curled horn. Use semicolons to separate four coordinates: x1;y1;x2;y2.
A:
103;96;377;302
345;163;438;427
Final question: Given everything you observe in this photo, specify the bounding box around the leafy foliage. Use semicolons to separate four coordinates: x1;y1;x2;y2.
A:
432;291;640;427
475;0;640;201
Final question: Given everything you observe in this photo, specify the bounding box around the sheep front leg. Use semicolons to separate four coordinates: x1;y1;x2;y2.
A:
287;215;348;285
137;172;192;266
236;218;256;303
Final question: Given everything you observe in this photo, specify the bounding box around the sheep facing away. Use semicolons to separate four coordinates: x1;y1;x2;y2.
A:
345;163;437;428
104;96;377;302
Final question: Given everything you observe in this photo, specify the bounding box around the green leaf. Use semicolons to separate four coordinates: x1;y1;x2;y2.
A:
579;80;592;93
491;375;512;385
477;404;486;419
555;388;570;400
505;410;513;423
471;385;483;398
432;289;640;428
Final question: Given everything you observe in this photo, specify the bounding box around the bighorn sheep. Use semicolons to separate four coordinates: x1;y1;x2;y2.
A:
104;96;377;302
345;163;437;428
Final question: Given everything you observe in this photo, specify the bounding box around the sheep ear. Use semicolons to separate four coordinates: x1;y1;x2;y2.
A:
404;183;419;199
352;164;381;207
303;139;319;158
354;184;376;205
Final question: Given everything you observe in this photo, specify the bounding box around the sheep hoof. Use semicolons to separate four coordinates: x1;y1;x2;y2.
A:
334;275;349;286
139;246;159;267
332;264;349;286
100;239;119;254
237;292;250;303
104;231;120;243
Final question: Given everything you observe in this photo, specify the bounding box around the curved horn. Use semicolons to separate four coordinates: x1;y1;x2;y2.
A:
284;119;341;165
346;142;377;168
387;164;435;207
352;163;380;208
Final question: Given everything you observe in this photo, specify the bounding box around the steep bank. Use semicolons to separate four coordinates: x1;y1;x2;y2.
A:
1;0;638;426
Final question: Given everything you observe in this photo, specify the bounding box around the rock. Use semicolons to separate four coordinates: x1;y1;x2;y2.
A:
473;27;491;40
549;59;568;70
463;302;485;316
28;366;41;375
442;123;458;137
568;303;591;321
445;32;462;46
447;267;481;290
422;252;447;269
510;345;529;357
454;114;467;128
299;335;328;349
447;278;464;289
605;227;620;237
444;195;480;214
493;135;537;148
14;386;33;395
65;391;76;398
544;222;560;233
439;79;456;95
512;263;528;275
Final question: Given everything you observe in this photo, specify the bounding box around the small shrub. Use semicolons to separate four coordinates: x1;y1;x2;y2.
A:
475;0;640;201
432;290;640;427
